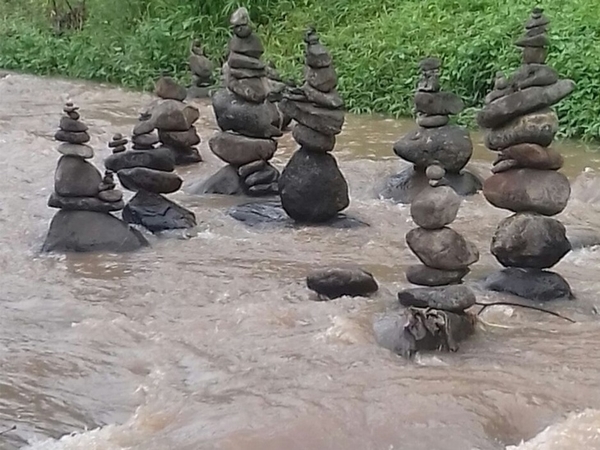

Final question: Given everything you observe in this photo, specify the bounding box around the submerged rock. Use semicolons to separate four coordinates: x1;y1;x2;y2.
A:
398;285;476;312
483;267;573;301
307;267;379;299
122;190;197;233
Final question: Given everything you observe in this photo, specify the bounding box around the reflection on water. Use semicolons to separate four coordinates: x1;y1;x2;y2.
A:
0;73;599;450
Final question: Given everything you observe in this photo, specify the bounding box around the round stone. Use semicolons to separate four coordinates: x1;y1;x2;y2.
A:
406;227;479;271
406;265;469;287
306;267;379;299
97;189;124;203
426;165;445;180
398;285;476;312
410;185;461;229
117;167;183;194
54;155;102;197
57;143;94;159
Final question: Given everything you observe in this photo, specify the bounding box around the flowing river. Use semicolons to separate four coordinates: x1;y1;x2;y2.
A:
1;73;600;450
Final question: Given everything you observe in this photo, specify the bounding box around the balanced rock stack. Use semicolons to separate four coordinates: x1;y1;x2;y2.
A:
478;8;575;301
201;7;282;197
43;103;147;253
265;61;293;131
104;134;197;233
153;76;202;165
382;58;480;204
277;27;349;223
188;40;214;98
131;111;159;151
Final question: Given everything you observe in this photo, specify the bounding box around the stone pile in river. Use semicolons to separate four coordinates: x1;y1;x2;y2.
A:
380;58;481;204
266;61;293;131
131;111;159;151
478;8;575;301
43;102;148;253
104;133;196;233
188;39;214;98
277;27;349;223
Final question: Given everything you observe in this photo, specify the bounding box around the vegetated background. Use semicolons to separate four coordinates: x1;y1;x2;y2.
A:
0;0;598;139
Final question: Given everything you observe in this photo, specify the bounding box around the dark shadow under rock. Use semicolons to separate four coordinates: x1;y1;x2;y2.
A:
482;267;573;302
228;200;368;229
307;267;378;299
122;190;197;233
377;165;482;204
42;210;149;253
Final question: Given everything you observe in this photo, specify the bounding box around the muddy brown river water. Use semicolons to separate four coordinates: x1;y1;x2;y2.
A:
1;73;600;450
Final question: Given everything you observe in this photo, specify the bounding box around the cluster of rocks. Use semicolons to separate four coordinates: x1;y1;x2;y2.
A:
478;8;575;301
278;27;349;223
104;133;196;233
380;58;481;203
188;39;214;98
43;103;147;252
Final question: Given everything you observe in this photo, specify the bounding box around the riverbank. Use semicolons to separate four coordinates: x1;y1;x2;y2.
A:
0;0;599;140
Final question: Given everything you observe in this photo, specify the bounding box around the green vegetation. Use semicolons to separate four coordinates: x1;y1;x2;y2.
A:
1;0;599;139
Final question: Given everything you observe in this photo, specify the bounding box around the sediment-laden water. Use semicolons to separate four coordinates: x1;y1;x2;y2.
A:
1;73;600;450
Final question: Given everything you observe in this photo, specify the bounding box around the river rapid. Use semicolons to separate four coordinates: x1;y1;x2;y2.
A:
1;73;600;450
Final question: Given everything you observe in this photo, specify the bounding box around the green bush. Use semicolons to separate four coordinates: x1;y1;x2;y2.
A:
1;0;598;139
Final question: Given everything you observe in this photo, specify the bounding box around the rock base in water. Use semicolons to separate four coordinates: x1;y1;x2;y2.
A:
42;210;148;253
122;190;197;233
482;267;573;302
397;285;476;313
307;267;379;299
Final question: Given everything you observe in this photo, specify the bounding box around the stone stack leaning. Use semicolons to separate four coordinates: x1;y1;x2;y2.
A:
188;39;214;97
277;27;349;223
478;8;575;301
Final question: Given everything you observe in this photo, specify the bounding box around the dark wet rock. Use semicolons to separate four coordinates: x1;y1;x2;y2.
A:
157;128;201;150
122;190;196;232
566;226;600;250
483;168;570;216
483;268;572;302
228;52;266;70
305;66;337;92
491;213;571;269
407;227;479;271
209;131;276;166
279;148;349;223
117;167;183;194
42;210;148;253
57;143;93;159
477;80;575;129
229;35;264;59
132;132;159;148
493;144;563;173
410;185;461;229
133;117;156;136
240;160;279;185
48;192;124;212
238;159;266;178
170;147;203;165
280;99;344;135
306;42;332;69
227;76;269;103
104;147;175;172
60;116;88;132
416;114;449;128
108;135;128;149
152;100;199;131
229;67;266;79
485;109;558;150
414;91;464;116
54;155;101;197
303;83;344;109
97;189;123;203
398;285;476;312
393;125;473;173
292;123;335;152
406;265;469;287
510;64;558;90
189;165;244;196
306;267;378;299
155;76;187;101
54;130;90;145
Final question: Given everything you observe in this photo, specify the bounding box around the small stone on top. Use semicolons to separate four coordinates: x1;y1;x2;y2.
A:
304;27;320;44
63;102;79;114
419;57;441;72
426;164;445;181
230;7;250;27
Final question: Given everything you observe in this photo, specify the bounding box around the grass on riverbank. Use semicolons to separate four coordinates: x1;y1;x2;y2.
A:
1;0;599;139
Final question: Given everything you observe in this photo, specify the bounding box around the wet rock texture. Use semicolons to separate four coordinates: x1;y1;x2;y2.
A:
306;268;379;299
478;8;575;301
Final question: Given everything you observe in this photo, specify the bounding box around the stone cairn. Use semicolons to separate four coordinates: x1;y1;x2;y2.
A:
131;111;159;151
478;8;575;301
277;27;349;223
201;7;282;196
154;75;203;165
104;133;197;233
265;61;293;131
383;58;480;204
43;103;147;253
188;39;214;98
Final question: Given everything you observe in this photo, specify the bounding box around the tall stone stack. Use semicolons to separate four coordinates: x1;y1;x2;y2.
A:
202;7;283;197
381;58;481;204
478;8;576;301
104;134;197;233
188;39;214;98
43;103;147;253
277;27;349;223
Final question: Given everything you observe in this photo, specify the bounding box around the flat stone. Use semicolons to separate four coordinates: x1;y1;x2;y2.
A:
406;265;469;287
228;51;266;70
305;66;337;92
393;124;473;173
229;35;264;58
279;148;349;223
158;128;201;150
117;167;183;194
493;144;563;172
132;132;159;147
410;185;461;229
169;146;203;166
414;91;464;116
398;285;476;312
491;213;571;269
209;131;276;166
228;67;266;79
307;268;378;299
483;168;570;216
54;155;102;197
152;100;199;131
155;76;187;101
48;192;124;212
55;130;90;145
523;47;547;64
60;116;88;132
133;119;156;136
406;227;479;270
238;159;266;178
416;114;449;128
227;76;269;103
188;165;244;196
279;99;344;135
477;80;575;129
516;33;549;48
57;143;93;159
510;64;558;90
292;124;336;152
42;210;148;253
109;137;128;148
122;190;196;233
97;189;123;202
68;111;80;121
306;43;332;68
485;109;558;150
483;268;572;302
241;162;279;187
104;147;175;172
526;14;550;29
303;83;344;109
247;182;278;197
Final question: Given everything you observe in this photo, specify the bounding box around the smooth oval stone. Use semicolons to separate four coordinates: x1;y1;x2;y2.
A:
306;42;332;68
510;64;558;90
414;91;464;116
57;143;93;159
279;148;349;223
398;285;476;312
132;132;159;147
485;109;558;150
169;146;203;166
233;24;252;39
279;98;344;135
229;34;264;58
406;227;479;270
209;131;276;166
483;267;572;302
483;168;570;216
55;130;90;145
152;100;199;132
54;155;101;197
493;144;563;173
158;128;201;150
242;163;279;186
228;51;266;70
155;76;187;101
491;213;571;269
238;159;265;178
133;119;156;136
117;167;183;194
307;267;378;299
60;116;88;132
303;83;344;109
292;124;335;152
393;124;473;173
104;147;175;172
227;76;269;103
109;137;128;148
97;189;123;203
410;185;461;229
416;114;449;128
122;190;196;233
406;265;469;287
48;192;124;212
305;66;337;92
